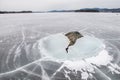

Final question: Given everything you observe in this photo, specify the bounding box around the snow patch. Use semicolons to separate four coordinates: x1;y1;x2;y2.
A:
86;50;113;66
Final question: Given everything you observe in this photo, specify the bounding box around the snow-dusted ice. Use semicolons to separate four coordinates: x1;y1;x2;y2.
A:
0;13;120;80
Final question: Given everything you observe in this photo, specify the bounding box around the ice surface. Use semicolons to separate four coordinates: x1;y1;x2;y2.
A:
0;13;120;80
39;33;105;60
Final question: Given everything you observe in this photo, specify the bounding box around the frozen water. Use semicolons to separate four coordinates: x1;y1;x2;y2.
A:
39;33;105;60
0;13;120;80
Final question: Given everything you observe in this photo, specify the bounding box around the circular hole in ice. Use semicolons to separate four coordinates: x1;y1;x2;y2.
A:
39;33;105;61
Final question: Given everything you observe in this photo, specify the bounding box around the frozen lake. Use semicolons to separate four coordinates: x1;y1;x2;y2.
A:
0;13;120;80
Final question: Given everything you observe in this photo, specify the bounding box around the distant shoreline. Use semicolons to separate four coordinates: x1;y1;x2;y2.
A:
0;11;32;14
0;8;120;14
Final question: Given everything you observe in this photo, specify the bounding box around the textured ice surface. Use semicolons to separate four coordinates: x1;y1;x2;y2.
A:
39;33;105;60
0;13;120;80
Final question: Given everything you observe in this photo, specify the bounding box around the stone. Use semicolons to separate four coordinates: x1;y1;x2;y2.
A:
65;31;83;53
